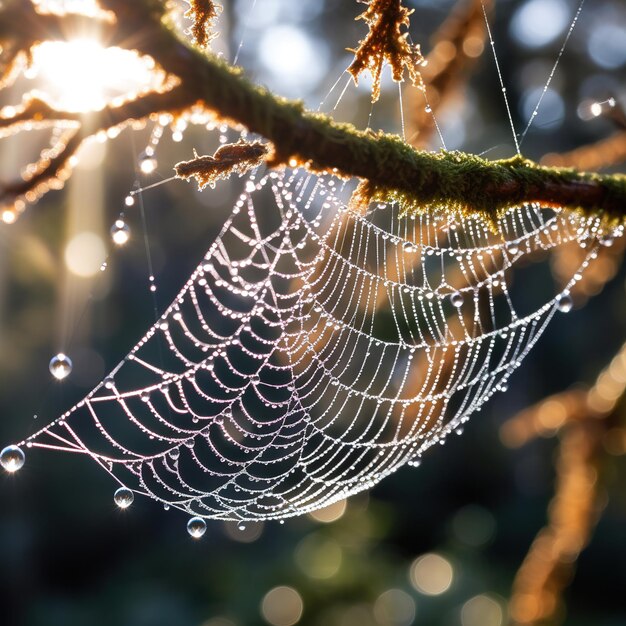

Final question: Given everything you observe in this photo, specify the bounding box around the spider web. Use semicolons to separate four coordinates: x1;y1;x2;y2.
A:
18;165;607;522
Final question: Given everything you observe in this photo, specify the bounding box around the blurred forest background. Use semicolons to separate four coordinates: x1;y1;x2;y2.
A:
0;0;625;625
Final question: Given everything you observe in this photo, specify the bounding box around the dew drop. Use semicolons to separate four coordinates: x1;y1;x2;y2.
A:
114;487;134;509
169;448;180;460
139;154;157;175
124;195;135;207
557;293;573;313
49;353;72;380
450;292;464;307
238;523;246;531
507;243;520;256
187;516;207;538
111;219;131;246
600;234;614;247
0;445;25;473
104;377;115;389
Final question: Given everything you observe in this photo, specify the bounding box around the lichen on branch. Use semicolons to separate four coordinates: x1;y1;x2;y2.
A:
184;0;221;48
175;141;268;189
348;0;425;102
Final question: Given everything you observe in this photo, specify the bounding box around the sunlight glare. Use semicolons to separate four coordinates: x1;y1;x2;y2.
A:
30;39;155;112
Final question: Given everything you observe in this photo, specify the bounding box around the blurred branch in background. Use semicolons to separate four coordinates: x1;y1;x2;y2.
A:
543;98;626;171
407;0;492;149
502;340;626;625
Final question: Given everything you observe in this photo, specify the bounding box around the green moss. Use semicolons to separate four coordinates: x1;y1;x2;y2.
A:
140;0;626;226
358;150;626;227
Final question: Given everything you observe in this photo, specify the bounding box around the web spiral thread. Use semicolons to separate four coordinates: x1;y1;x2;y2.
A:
19;167;607;522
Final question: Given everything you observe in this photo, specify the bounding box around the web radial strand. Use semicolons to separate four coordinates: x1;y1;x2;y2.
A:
21;167;610;521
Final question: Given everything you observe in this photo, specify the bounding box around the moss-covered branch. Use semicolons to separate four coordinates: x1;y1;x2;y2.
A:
2;0;625;224
94;0;626;225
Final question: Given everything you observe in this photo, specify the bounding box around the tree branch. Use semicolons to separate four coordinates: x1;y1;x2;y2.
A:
94;0;626;225
1;0;625;225
0;88;197;212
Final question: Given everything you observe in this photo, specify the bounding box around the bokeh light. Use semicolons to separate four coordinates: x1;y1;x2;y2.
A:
64;232;107;277
373;589;416;626
257;25;329;97
261;586;304;626
409;553;454;596
510;0;569;48
587;22;626;69
521;87;565;130
461;594;505;626
308;498;347;523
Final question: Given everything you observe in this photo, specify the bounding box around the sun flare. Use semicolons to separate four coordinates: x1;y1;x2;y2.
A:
29;39;157;112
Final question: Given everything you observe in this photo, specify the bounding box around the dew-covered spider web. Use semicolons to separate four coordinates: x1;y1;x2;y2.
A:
13;164;614;522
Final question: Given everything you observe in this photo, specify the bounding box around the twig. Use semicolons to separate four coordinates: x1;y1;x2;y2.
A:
0;88;198;216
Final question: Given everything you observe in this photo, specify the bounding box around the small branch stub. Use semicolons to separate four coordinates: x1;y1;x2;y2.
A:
175;141;269;189
348;0;425;102
184;0;221;48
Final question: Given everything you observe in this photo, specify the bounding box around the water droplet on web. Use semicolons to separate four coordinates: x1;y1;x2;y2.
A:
49;353;72;380
187;516;207;538
169;448;180;460
557;293;573;313
0;445;25;473
114;487;134;509
124;195;135;207
238;523;246;531
425;105;432;113
139;154;157;175
111;219;131;246
450;292;464;307
600;234;614;247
